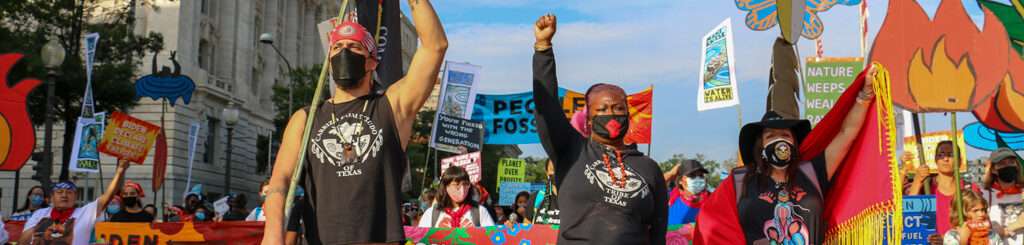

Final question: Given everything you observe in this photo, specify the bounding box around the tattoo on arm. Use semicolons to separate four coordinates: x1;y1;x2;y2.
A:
266;187;288;196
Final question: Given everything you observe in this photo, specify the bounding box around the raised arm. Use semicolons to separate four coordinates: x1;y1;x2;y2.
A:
387;0;448;149
532;15;582;166
262;110;307;244
824;65;876;179
97;159;130;218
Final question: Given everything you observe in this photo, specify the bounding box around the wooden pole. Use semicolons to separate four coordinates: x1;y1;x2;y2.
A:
950;112;964;224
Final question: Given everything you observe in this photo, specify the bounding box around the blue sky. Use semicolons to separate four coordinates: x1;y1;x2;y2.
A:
414;0;1003;162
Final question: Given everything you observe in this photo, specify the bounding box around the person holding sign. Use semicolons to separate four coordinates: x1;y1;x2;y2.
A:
532;14;668;244
418;166;495;228
262;0;447;243
19;159;131;245
906;140;979;244
980;147;1024;244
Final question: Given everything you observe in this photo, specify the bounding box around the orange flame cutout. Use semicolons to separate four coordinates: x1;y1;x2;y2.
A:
869;0;1022;112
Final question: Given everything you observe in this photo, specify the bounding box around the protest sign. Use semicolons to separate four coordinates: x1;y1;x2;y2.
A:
498;181;533;206
70;112;105;173
697;19;740;111
213;196;230;216
437;61;480;119
902;195;937;244
803;57;864;126
94;222;264;244
440;152;482;184
903;131;968;173
496;158;526;189
98;111;161;163
185;122;200;192
431;114;484;153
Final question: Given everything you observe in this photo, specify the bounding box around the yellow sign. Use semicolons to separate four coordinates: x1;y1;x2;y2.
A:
903;131;968;173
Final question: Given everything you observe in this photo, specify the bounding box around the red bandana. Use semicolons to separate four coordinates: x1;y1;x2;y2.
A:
50;207;75;224
443;204;472;228
993;182;1022;198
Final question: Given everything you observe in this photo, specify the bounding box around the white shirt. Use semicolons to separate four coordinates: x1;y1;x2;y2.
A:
0;221;9;244
417;205;494;228
23;201;99;245
980;187;1024;244
246;207;266;221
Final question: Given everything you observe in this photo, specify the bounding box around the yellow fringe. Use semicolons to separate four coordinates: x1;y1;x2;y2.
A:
824;63;903;245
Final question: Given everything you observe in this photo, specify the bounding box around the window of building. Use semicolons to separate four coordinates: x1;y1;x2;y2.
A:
201;0;209;14
198;39;212;73
257;134;270;174
204;117;220;164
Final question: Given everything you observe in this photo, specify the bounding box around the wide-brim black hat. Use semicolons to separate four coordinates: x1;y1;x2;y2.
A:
739;111;811;166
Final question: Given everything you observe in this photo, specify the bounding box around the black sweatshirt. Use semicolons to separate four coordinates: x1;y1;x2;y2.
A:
533;48;668;245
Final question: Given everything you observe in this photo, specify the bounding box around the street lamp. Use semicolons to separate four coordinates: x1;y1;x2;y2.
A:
221;102;239;194
259;32;296;114
37;39;65;188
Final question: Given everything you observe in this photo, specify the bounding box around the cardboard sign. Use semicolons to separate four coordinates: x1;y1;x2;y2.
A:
903;131;968;173
697;19;740;111
902;195;937;244
440;152;483;184
496;158;526;189
98;111;160;163
431;114;484;153
804;57;865;126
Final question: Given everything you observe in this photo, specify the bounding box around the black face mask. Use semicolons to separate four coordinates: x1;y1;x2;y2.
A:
330;49;367;89
997;167;1019;183
122;197;139;207
762;138;795;169
591;115;629;140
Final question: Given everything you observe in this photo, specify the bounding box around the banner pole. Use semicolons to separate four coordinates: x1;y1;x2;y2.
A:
911;113;928;169
950;112;964;224
284;0;352;223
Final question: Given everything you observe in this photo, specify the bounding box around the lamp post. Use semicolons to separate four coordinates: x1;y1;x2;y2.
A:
37;39;65;189
222;102;240;194
259;33;296;114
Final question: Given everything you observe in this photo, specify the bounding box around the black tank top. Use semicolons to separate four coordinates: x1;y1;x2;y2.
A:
302;93;406;244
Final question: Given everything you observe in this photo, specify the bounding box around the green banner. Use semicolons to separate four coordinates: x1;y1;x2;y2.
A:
496;158;525;189
803;57;864;126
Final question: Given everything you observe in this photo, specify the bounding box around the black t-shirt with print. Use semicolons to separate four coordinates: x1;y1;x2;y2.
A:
302;93;406;244
737;156;830;245
533;49;668;245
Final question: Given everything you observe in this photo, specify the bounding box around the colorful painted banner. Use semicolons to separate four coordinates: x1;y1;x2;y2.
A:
70;112;105;173
98;112;161;163
474;87;653;144
0;54;41;171
902;195;937;244
93;222;264;245
441;152;483;184
432;114;485;154
803;57;865;126
496;158;526;189
404;224;694;245
903;131;969;173
697;19;740;112
498;181;533;206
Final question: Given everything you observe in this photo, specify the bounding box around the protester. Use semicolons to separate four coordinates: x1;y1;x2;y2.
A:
247;180;271;222
285;186;307;245
532;14;667;244
421;188;437;212
506;191;532;225
527;160;560;225
943;189;1009;244
110;180;154;222
905;141;978;244
418;167;494;228
194;206;211;222
402;202;422;226
10;185;49;221
665;160;711;226
695;65;876;244
19;159;130;245
143;204;157;221
979;147;1024;244
492;206;510;225
262;0;447;243
104;196;122;220
221;193;250;221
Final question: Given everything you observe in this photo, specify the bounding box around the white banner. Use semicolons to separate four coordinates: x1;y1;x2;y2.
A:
82;33;99;116
697;19;740;111
70;112;105;173
185;122;201;192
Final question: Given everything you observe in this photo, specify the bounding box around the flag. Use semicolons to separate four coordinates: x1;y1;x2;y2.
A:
152;130;168;192
626;87;653;144
357;0;403;89
695;64;901;244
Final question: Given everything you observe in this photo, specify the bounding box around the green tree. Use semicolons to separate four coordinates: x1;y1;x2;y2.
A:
271;65;322;134
1;0;164;182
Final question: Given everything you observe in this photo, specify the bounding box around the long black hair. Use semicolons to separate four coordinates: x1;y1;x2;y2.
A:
435;166;477;210
17;186;49;213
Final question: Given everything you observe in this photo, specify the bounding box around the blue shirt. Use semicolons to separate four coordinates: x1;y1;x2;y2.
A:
667;196;701;226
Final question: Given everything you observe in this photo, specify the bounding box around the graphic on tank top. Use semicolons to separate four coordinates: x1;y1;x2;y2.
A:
310;112;384;177
758;186;810;245
583;152;649;207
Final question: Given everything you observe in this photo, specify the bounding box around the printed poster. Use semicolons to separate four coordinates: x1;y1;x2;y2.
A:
69;112;105;173
496;158;526;189
902;195;937;244
98;111;161;163
903;131;969;173
697;18;740;111
440;152;483;184
803;57;864;126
